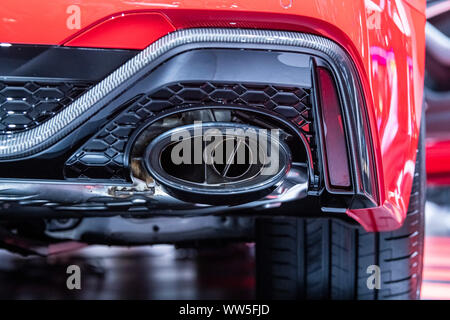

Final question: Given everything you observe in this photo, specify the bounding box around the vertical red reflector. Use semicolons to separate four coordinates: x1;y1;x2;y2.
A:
317;68;351;189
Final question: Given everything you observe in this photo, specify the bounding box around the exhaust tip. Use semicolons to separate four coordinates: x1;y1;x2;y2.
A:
144;122;291;205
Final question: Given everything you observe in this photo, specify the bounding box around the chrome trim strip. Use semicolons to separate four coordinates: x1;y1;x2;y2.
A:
0;164;308;213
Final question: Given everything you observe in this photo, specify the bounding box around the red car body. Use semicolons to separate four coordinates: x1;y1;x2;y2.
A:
427;139;450;185
0;0;426;231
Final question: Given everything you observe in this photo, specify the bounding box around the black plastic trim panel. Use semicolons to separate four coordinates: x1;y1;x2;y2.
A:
0;37;377;211
0;45;138;82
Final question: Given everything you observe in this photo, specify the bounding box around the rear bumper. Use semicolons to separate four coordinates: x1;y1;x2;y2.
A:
0;3;427;233
0;29;379;227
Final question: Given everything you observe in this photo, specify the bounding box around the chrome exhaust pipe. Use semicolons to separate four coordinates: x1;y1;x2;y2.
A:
143;122;294;205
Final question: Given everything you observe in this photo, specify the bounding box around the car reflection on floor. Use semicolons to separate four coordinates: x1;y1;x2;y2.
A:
0;243;255;299
0;192;449;300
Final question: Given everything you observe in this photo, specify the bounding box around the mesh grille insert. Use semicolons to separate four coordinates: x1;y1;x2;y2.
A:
0;81;92;133
64;82;315;181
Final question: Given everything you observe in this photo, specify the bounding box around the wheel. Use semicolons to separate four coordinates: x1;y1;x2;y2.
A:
255;118;425;300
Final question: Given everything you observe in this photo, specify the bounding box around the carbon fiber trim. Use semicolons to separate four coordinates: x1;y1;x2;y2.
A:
0;29;359;157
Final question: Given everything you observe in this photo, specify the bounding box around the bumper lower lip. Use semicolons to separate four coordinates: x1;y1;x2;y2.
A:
0;164;308;216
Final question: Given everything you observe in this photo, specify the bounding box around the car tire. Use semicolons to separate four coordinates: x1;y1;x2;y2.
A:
255;117;425;300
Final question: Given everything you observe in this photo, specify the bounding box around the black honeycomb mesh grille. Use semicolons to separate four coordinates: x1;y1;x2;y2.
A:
0;81;92;133
64;82;316;181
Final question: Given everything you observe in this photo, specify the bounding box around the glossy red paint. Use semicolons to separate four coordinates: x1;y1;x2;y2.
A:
426;139;450;186
63;12;175;49
0;0;427;231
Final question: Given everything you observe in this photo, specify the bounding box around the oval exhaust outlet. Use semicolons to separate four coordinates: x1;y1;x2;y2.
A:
144;122;292;205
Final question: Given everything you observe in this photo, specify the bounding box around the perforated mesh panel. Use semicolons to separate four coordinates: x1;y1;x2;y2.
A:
0;81;92;133
64;82;315;181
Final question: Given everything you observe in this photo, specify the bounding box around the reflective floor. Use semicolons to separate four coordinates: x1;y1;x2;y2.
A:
0;242;255;299
0;193;449;300
421;192;450;300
